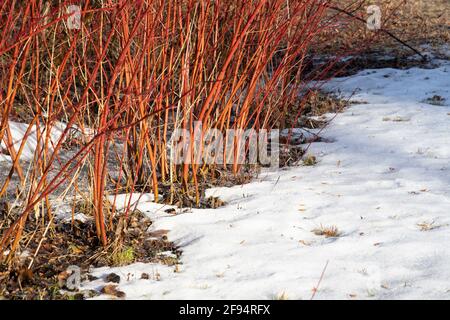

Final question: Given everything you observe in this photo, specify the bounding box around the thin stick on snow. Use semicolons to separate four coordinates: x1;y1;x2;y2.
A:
310;260;329;300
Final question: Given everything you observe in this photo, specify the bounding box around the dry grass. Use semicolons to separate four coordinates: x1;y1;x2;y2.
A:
323;0;449;55
416;221;443;232
391;0;449;48
273;291;289;300
303;154;318;166
312;225;341;238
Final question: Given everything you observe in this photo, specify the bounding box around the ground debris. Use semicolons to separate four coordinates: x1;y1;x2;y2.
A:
0;209;179;300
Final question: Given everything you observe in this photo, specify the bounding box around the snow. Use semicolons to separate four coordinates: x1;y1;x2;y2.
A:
0;121;65;162
82;60;450;299
107;193;163;211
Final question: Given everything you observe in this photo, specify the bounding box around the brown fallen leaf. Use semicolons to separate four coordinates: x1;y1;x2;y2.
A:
18;268;33;284
57;270;70;287
101;284;126;298
148;229;169;238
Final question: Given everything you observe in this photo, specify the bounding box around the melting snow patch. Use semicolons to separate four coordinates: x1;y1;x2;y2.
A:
83;61;450;299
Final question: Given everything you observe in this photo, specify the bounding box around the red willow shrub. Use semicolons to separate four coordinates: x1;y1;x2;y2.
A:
0;0;375;256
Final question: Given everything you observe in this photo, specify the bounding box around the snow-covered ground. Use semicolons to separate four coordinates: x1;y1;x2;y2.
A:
83;60;450;299
0;121;65;162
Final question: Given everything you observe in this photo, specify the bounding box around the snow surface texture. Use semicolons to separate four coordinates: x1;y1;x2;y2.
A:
83;61;450;299
0;121;65;162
